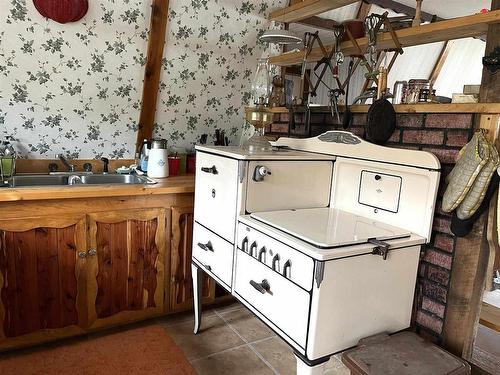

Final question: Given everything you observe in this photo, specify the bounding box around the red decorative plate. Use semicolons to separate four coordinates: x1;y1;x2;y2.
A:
33;0;88;24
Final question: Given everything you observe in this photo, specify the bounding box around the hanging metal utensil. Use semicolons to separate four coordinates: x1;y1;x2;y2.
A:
342;58;355;129
333;26;345;78
364;14;384;68
329;88;343;124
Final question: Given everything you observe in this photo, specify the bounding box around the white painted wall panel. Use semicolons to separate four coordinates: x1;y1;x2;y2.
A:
433;38;486;98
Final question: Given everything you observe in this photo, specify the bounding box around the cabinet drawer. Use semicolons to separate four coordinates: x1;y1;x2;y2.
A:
194;152;239;243
234;248;310;347
193;223;234;287
237;223;314;291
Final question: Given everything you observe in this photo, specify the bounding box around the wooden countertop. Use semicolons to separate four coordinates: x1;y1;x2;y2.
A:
0;175;195;202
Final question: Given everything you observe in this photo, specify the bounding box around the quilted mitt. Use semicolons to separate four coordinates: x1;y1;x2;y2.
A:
457;141;499;219
442;131;490;213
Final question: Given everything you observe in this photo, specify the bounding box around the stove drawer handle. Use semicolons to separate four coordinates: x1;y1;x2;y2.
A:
258;247;267;263
272;254;281;272
197;241;214;252
250;279;270;294
249;241;258;257
201;165;218;175
241;237;249;252
283;260;292;279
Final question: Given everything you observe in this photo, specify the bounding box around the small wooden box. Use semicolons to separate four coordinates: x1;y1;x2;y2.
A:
342;332;471;375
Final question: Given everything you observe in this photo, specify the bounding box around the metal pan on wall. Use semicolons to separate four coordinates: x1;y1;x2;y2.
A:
365;98;396;145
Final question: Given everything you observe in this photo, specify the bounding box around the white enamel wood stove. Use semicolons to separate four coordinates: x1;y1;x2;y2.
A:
191;131;440;375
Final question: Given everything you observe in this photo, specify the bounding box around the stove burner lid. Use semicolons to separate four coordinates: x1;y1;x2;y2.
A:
250;208;411;248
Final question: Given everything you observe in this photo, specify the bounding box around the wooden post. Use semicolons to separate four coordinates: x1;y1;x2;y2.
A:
135;0;171;155
442;0;500;360
429;41;452;86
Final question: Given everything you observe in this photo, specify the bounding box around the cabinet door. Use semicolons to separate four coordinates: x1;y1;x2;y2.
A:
170;206;214;311
0;215;87;350
87;209;166;330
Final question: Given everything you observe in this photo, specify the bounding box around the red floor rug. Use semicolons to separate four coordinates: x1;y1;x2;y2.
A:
0;325;196;375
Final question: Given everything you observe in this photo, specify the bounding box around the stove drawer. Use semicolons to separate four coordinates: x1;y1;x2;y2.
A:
193;223;234;287
237;223;314;291
234;249;310;347
194;152;239;243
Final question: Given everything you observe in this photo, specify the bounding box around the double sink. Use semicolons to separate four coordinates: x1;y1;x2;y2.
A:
3;173;157;188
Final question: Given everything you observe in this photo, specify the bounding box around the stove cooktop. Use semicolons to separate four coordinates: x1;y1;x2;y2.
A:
250;207;411;248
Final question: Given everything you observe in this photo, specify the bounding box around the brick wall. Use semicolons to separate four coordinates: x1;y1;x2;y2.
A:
268;111;475;341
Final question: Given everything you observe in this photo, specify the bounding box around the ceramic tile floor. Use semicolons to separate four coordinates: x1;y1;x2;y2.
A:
158;302;350;375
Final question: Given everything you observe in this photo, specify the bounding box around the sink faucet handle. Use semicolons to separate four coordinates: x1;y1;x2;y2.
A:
101;157;109;174
48;163;58;173
83;163;93;173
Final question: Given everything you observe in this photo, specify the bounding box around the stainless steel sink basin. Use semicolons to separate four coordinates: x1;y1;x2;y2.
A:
4;174;156;187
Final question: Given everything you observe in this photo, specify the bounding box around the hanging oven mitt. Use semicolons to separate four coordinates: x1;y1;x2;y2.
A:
442;131;491;213
456;140;499;219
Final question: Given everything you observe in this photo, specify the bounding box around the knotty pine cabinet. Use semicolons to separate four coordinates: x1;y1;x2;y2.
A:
0;195;225;351
170;206;215;311
0;215;87;350
86;209;166;330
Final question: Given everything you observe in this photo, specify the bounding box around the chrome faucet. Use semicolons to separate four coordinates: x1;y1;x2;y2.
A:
67;175;82;185
57;154;75;172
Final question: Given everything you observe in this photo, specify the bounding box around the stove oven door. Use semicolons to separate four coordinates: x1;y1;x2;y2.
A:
194;152;239;243
245;160;333;213
234;247;311;350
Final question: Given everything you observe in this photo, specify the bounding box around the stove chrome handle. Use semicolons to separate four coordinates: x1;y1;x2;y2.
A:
241;237;249;252
253;165;271;182
201;165;218;175
283;260;292;279
250;279;270;294
249;241;258;257
201;262;212;272
258;247;267;263
272;254;281;272
197;241;214;252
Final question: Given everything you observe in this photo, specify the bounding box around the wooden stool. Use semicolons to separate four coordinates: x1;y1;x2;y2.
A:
341;332;471;375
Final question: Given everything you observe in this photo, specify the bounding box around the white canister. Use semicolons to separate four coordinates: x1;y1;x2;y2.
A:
147;139;169;178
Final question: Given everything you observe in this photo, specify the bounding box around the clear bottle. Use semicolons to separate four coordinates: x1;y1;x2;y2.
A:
251;58;271;105
139;139;150;172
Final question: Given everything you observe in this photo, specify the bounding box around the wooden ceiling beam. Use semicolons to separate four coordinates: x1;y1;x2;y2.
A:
270;0;359;23
428;41;453;86
356;0;373;20
364;0;442;23
269;10;500;66
135;0;170;154
296;16;339;30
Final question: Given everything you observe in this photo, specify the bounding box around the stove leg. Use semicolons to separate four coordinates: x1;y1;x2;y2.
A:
192;263;203;335
295;355;326;375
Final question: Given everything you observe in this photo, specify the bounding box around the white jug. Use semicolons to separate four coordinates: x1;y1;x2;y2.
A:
147;139;169;178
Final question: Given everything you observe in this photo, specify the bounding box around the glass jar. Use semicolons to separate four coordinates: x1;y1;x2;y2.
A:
251;58;271;105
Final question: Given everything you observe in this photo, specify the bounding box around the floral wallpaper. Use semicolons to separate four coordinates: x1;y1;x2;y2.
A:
0;0;284;159
154;0;284;151
1;0;151;158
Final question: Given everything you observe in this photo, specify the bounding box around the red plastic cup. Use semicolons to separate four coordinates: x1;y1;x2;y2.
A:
186;153;196;174
168;156;181;176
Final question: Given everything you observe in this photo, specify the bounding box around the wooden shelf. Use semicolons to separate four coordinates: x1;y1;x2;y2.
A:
245;106;289;113
269;0;358;23
267;103;500;114
351;103;500;114
269;10;500;66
